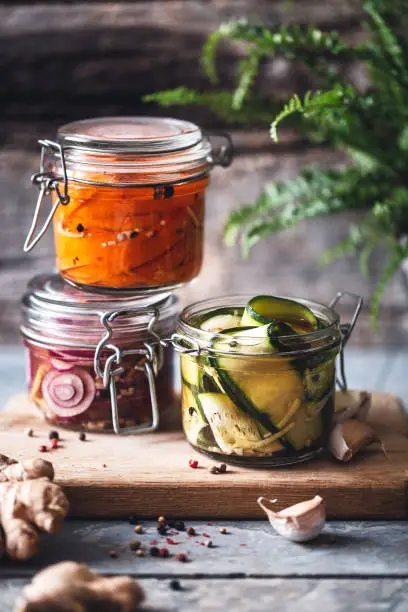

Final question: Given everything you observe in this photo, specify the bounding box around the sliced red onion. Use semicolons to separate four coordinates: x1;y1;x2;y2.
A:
50;358;75;372
41;367;95;418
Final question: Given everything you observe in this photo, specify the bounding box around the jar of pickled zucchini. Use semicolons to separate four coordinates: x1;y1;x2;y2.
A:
24;117;232;293
20;274;179;433
173;292;362;466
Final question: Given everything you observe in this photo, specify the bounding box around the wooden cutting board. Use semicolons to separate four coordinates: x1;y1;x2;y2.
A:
1;392;408;519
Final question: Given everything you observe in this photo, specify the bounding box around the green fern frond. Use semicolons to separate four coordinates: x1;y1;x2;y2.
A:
319;226;363;266
370;240;408;329
232;49;262;110
143;87;282;125
364;3;405;74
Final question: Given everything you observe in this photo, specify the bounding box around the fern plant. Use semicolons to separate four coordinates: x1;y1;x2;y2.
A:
145;0;408;325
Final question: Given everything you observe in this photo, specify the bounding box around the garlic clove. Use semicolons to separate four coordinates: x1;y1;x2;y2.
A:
257;495;325;542
334;391;371;424
330;419;380;462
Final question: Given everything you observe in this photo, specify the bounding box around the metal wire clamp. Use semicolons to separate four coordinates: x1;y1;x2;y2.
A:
94;307;164;435
329;291;364;391
24;140;70;253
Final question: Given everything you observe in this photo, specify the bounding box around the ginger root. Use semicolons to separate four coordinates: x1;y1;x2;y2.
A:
15;562;144;612
0;454;68;561
0;455;54;482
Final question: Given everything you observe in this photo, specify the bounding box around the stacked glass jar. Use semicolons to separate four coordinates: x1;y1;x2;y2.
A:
22;117;232;434
22;116;362;466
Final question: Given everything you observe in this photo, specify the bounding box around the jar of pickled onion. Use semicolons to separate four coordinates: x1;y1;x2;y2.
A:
20;274;179;433
171;292;362;467
24;117;232;293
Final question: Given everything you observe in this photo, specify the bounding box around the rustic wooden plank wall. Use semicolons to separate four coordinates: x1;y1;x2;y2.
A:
1;1;407;345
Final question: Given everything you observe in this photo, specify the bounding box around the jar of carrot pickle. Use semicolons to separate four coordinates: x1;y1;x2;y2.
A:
172;292;362;466
20;274;179;433
24;117;232;293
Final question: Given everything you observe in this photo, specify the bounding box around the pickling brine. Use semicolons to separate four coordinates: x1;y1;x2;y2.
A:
53;177;206;291
176;294;342;466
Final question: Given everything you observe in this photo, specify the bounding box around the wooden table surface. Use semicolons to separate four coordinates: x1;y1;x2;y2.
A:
0;346;407;612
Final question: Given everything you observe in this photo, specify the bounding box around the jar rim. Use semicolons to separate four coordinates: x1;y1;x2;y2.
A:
177;294;341;357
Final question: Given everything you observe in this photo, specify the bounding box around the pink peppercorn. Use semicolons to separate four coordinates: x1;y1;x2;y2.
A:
189;459;199;469
50;438;58;450
176;553;188;563
38;445;47;453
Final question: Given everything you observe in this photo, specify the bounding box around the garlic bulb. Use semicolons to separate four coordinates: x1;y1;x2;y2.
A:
334;391;371;424
257;495;325;542
330;419;380;462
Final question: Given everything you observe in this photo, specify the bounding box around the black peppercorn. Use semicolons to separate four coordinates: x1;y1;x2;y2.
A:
48;430;59;441
157;524;167;535
169;579;183;591
188;406;195;416
149;546;160;557
128;515;139;525
174;520;185;531
79;432;86;442
130;231;139;238
76;223;84;232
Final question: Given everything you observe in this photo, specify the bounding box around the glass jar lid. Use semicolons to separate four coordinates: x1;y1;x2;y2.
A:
21;274;178;348
57;116;206;154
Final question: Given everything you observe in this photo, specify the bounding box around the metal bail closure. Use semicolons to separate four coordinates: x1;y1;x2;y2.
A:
329;291;364;392
207;132;234;168
23;139;70;253
94;307;164;435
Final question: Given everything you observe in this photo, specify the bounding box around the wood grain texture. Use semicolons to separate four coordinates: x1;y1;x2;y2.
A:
1;391;407;520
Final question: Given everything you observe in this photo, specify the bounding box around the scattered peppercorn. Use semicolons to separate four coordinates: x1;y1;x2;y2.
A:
202;533;210;538
25;428;34;437
149;546;160;557
220;527;228;535
159;547;170;558
38;445;47;453
50;438;58;450
76;223;84;232
134;525;143;534
79;432;86;442
189;459;199;469
102;464;107;468
169;579;182;591
166;537;177;545
219;464;227;473
188;406;195;416
205;540;213;548
109;550;118;558
157;524;167;535
130;231;139;238
48;430;59;440
128;515;139;525
174;520;185;531
187;527;196;536
176;553;188;563
158;515;166;524
210;466;219;474
129;539;141;551
135;549;145;557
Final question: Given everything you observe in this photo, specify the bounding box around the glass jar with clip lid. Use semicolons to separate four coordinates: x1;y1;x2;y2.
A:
20;274;179;433
23;117;233;294
171;291;363;467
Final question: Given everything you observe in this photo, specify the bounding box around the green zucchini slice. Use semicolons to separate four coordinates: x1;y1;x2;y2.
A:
304;361;335;401
200;311;242;333
181;355;201;387
198;392;262;454
182;385;207;443
241;295;318;332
